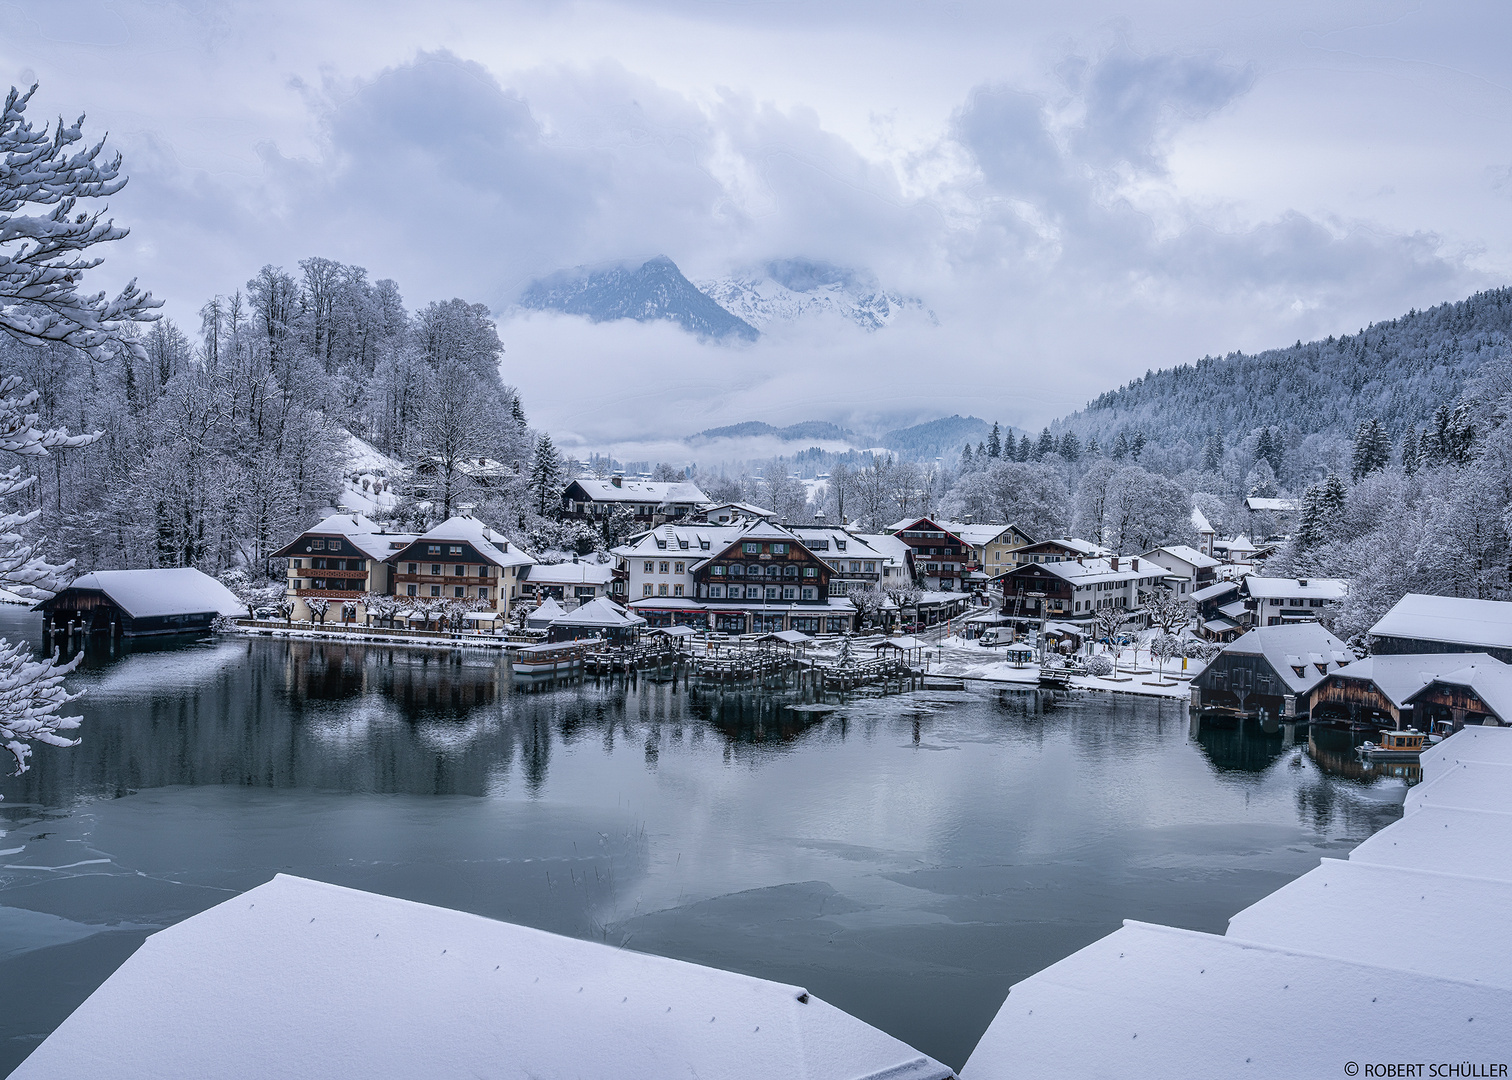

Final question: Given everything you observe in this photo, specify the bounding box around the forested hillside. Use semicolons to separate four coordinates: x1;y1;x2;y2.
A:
1053;288;1512;472
0;257;579;581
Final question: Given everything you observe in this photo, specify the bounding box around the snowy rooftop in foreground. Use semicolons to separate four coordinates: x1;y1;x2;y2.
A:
12;875;952;1080
962;725;1512;1079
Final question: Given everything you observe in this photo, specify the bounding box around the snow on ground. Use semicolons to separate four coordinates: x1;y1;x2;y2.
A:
339;433;403;516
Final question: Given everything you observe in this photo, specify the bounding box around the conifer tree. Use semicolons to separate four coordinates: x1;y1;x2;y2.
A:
1035;427;1054;458
1059;431;1081;463
987;422;1001;459
1350;418;1391;481
529;433;564;520
1201;433;1223;473
1129;431;1146;461
1112;432;1129;461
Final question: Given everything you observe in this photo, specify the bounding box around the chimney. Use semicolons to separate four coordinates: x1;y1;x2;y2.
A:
964;513;974;524
1111;556;1120;571
611;475;623;488
1132;557;1140;571
1077;556;1083;565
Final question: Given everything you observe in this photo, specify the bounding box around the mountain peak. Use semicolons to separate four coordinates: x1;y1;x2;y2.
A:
520;257;758;342
696;258;931;332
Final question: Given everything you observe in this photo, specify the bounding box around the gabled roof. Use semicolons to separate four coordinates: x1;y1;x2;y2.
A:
851;533;912;563
1190;505;1215;535
1245;496;1300;512
8;874;950;1080
522;561;614;586
566;478;709;505
407;516;535;569
1013;537;1109;556
1370;593;1512;651
1323;653;1501;710
1404;660;1512;722
1143;545;1220;570
1220;622;1351;694
549;596;647;628
272;512;417;562
56;568;245;619
703;501;776;519
1244;575;1347;601
525;598;568;627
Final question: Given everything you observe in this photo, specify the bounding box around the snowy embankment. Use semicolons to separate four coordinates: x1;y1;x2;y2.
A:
337;433;402;516
926;636;1206;700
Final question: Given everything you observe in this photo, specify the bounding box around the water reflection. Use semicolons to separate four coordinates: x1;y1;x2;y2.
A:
0;615;1413;1075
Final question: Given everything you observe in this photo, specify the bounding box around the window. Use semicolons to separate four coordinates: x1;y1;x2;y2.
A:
430;585;441;597
850;561;860;572
427;545;441;554
353;560;366;571
478;565;490;577
746;585;762;599
767;565;782;578
801;586;817;600
711;565;725;576
478;587;489;600
836;540;846;551
655;539;666;549
454;586;465;598
782;587;796;600
454;565;465;576
729;564;743;577
803;567;818;578
784;565;798;578
679;540;689;550
771;543;787;555
864;562;875;572
766;586;779;600
811;539;829;550
407;563;417;574
449;546;463;554
674;562;685;574
314;558;327;570
292;558;302;569
644;561;655;573
431;564;442;576
311;538;325;550
328;540;342;553
406;584;417;596
643;584;653;596
673;585;685;597
709;584;725;598
700;540;710;550
658;584;669;596
744;543;760;554
659;561;670;574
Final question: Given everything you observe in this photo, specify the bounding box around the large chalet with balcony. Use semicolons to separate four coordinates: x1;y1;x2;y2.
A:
385;516;536;623
272;513;417;623
892;517;975;591
624;521;856;634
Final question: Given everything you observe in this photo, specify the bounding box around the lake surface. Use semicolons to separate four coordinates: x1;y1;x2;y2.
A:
0;611;1407;1074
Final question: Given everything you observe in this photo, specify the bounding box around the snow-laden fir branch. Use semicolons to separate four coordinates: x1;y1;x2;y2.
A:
0;84;160;360
0;639;81;776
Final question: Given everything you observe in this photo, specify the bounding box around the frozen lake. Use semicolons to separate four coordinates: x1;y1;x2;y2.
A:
0;611;1406;1074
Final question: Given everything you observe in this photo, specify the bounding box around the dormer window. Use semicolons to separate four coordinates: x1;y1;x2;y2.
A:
1292;665;1306;678
700;540;710;550
679;540;689;549
836;540;847;551
656;539;667;549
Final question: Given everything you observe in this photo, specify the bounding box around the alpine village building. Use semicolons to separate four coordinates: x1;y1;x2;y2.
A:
625;520;857;634
560;477;710;531
274;513;534;625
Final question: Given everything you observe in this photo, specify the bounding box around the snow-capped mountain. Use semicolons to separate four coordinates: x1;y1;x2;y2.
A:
519;256;759;341
696;258;931;332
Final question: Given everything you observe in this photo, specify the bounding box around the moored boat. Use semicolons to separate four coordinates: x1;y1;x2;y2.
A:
1357;727;1428;762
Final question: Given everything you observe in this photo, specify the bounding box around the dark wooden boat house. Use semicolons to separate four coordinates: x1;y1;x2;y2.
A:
36;568;246;637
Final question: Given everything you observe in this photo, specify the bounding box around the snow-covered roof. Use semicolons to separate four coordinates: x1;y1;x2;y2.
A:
1190;505;1215;535
1243;575;1347;601
1142;544;1220;570
1403;660;1512;722
962;726;1512;1079
1324;653;1502;710
703;501;776;520
1370;593;1512;651
549;596;646;628
414;516;535;569
11;874;950;1080
924;522;1026;547
626;523;746;555
1220;622;1351;694
522;561;614;586
1244;496;1300;512
275;512;417;562
1191;580;1239;603
628;597;857;614
60;568;246;619
873;636;925;650
1011;557;1181;588
525;597;568;628
753;629;814;645
1215;533;1257;553
1216;600;1248;619
851;533;912;563
1014;536;1107;556
568;478;709;505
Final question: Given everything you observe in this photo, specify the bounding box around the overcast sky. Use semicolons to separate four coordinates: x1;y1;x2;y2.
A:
9;1;1511;454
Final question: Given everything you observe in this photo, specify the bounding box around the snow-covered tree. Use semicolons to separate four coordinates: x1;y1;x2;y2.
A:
1350;418;1391;481
363;592;400;627
305;596;330;624
0;84;160;787
986;422;1001;459
1140;585;1192;637
529;433;565;520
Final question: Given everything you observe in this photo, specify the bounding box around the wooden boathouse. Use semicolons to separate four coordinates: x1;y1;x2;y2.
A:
37;568;246;637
